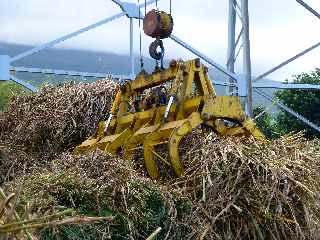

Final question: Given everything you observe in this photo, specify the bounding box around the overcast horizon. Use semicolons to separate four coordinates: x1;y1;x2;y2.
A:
1;0;319;81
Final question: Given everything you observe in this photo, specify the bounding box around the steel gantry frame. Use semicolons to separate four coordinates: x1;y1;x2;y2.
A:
0;0;159;90
0;0;320;132
226;0;320;132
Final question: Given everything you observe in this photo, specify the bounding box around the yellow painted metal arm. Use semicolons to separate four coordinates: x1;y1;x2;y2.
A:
168;68;184;96
111;90;122;114
131;64;178;91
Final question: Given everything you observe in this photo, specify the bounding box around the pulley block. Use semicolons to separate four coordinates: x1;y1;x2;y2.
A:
143;9;174;39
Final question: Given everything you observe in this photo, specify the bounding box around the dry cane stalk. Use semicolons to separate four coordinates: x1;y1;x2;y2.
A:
0;187;33;240
146;227;162;240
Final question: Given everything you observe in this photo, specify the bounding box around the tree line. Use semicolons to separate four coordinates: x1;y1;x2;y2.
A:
254;68;320;139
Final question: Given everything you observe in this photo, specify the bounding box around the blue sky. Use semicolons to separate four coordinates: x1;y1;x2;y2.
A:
0;0;319;81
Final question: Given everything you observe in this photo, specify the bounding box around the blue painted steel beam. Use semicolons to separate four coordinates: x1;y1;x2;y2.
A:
10;13;124;63
12;66;106;78
296;0;320;19
12;66;320;90
11;66;129;80
10;75;38;92
253;82;320;90
111;0;145;19
214;81;236;86
0;55;10;80
170;34;242;83
254;41;320;82
10;0;157;63
12;66;236;87
227;28;243;66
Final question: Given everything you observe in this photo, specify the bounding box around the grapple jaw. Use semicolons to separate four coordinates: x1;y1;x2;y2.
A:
201;96;265;141
73;121;106;155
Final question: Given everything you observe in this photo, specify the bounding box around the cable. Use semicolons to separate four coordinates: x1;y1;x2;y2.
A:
170;0;172;15
138;0;144;70
156;0;158;9
145;0;147;15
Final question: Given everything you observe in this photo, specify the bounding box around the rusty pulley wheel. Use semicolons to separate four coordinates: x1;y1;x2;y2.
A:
143;9;174;39
149;39;164;61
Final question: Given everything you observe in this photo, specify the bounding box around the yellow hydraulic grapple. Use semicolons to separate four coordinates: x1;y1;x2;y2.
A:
74;58;264;179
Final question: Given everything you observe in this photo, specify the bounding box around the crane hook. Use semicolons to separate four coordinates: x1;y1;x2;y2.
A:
149;38;165;69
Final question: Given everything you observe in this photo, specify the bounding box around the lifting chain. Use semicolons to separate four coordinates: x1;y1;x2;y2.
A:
138;0;144;70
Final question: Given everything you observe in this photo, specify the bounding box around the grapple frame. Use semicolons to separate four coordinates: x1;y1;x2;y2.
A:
74;59;264;179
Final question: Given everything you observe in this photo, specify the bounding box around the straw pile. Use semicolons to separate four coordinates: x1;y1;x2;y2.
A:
0;79;116;184
168;133;320;239
0;80;116;155
1;79;320;239
0;186;110;240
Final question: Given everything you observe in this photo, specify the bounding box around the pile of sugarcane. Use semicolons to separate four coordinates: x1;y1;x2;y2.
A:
166;132;320;239
0;79;116;184
0;186;111;239
1;80;319;239
0;79;116;155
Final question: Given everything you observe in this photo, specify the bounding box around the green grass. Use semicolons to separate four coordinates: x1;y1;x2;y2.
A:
0;81;29;111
